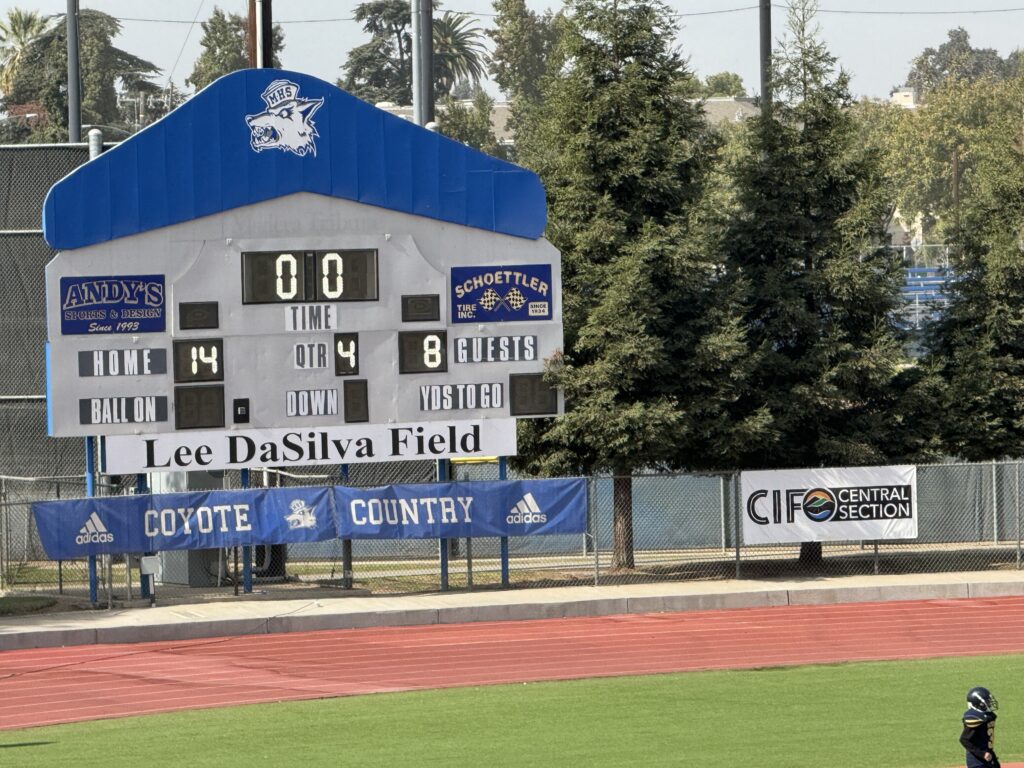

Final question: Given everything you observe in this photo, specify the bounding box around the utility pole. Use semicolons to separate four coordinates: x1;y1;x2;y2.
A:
66;0;81;141
411;0;433;126
759;0;772;115
247;0;273;68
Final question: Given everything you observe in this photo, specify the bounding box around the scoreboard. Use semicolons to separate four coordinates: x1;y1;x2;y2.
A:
42;69;563;458
45;194;563;438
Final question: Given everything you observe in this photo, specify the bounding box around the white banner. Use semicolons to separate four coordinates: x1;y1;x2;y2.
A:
103;419;518;473
741;465;918;545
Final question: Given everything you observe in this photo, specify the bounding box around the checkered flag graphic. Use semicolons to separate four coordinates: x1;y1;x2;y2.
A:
505;287;526;311
478;287;502;311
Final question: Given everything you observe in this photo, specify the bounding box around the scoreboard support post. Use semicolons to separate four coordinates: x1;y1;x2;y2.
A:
136;473;155;603
339;465;353;590
499;457;510;588
85;436;98;605
437;459;449;592
241;469;253;594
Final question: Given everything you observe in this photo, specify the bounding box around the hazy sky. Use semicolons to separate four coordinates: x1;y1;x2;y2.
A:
3;1;1023;101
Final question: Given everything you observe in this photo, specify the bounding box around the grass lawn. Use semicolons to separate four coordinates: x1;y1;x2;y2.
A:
0;595;57;615
1;654;1019;767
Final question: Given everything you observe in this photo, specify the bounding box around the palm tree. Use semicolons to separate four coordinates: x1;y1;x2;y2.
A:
0;8;51;95
433;12;488;97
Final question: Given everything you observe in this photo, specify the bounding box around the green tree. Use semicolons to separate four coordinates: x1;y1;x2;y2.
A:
907;28;1018;97
0;8;49;95
433;12;488;96
341;2;489;104
924;74;1024;460
341;0;412;105
186;7;284;92
719;0;913;499
514;0;720;567
883;78;1012;244
701;71;746;97
5;9;159;141
488;0;561;159
437;87;505;157
489;0;560;105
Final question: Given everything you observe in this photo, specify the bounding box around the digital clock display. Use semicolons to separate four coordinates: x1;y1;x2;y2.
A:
334;332;359;375
509;373;558;416
398;331;448;374
241;249;378;304
173;339;224;383
175;384;225;429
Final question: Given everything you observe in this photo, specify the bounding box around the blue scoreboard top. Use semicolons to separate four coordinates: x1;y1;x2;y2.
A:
43;69;547;251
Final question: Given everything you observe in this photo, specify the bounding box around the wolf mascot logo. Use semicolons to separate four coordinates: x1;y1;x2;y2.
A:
284;498;317;530
245;80;324;158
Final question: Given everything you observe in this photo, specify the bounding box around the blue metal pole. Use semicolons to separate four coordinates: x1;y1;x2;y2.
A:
437;459;448;591
498;456;509;587
241;468;253;593
85;436;98;605
136;473;152;601
340;465;353;589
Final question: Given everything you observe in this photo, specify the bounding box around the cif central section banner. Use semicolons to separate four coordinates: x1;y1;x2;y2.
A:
741;465;918;545
33;487;335;560
334;479;586;539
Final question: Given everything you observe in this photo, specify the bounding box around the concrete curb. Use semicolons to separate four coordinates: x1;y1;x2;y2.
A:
4;577;1024;652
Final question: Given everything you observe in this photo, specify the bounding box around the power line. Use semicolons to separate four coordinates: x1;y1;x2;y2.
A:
112;4;1024;25
165;1;206;88
816;5;1024;14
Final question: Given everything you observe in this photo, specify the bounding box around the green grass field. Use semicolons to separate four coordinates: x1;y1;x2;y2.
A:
1;654;1019;767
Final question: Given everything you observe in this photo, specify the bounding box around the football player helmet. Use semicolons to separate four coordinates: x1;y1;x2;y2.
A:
967;686;998;713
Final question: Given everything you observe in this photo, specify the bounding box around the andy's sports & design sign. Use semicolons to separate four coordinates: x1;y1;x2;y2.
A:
451;264;552;323
741;465;918;544
59;275;165;334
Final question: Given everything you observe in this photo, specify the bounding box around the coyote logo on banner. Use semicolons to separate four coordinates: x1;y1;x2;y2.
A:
284;498;317;529
245;79;324;158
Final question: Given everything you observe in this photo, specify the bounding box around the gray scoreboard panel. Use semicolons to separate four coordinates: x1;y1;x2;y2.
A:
46;192;564;437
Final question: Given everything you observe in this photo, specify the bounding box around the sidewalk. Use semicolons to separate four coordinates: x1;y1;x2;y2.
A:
4;569;1024;652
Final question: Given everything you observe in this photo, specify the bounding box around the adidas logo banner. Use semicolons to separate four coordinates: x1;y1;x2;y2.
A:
332;478;587;540
31;487;336;560
31;479;586;559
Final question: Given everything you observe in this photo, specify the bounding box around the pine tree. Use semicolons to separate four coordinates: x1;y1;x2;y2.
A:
720;1;908;468
186;7;284;92
715;0;917;563
514;0;718;567
927;73;1024;460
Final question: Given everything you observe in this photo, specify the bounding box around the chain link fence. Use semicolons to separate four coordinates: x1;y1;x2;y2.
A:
3;461;1024;607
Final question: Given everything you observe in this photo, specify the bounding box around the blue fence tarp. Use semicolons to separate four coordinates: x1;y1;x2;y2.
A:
334;480;585;539
31;479;587;559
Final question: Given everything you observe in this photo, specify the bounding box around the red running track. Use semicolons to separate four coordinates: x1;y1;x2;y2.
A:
5;595;1024;731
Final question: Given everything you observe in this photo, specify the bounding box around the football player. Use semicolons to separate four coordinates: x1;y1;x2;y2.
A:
961;686;1000;768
